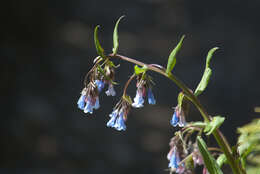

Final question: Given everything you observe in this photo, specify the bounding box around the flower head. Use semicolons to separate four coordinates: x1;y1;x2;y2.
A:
132;74;156;108
106;96;131;131
77;81;101;114
167;146;185;174
170;106;186;127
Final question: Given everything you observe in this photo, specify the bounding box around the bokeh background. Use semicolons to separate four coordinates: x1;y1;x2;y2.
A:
2;0;260;173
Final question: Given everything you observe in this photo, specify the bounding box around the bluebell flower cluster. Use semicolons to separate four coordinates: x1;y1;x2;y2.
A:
107;109;126;131
170;106;186;127
167;146;185;174
77;82;101;114
106;97;131;131
132;74;156;108
77;59;118;114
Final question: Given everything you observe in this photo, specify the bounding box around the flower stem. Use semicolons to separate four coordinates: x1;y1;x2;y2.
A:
123;74;136;96
110;53;243;174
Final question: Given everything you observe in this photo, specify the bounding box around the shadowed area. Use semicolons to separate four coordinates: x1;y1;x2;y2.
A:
1;0;260;173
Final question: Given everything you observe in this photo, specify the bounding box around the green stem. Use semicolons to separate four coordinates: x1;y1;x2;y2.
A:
111;53;243;174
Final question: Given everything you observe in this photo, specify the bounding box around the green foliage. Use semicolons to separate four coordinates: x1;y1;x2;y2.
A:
94;25;105;58
197;136;224;174
194;47;218;96
122;94;132;104
134;65;147;75
216;154;227;168
166;35;185;74
112;16;124;55
204;116;225;135
237;119;260;172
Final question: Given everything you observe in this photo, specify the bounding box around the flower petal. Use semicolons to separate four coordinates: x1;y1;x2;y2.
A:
95;80;105;92
132;89;144;108
84;100;93;114
170;112;179;127
147;88;156;105
105;84;116;96
77;95;86;110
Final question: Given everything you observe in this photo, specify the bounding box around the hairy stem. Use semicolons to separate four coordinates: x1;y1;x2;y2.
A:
110;53;243;174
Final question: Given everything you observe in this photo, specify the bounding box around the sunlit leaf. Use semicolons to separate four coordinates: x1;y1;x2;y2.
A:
112;15;125;55
204;116;225;135
134;65;147;75
197;136;224;174
194;47;218;96
216;154;227;168
94;25;105;58
237;118;260;171
166;35;185;74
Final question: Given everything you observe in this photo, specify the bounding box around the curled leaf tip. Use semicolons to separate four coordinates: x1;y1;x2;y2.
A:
94;25;105;58
166;35;185;74
112;16;125;55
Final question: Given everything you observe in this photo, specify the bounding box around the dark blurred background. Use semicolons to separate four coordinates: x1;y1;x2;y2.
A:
1;0;260;173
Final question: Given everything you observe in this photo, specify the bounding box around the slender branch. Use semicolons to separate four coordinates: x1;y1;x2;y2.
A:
123;74;136;95
208;147;223;152
109;53;243;174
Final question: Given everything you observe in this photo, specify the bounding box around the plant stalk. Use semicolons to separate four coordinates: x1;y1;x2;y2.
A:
111;54;243;174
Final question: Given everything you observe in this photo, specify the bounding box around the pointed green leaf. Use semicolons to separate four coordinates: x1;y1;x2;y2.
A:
194;47;218;96
204;116;225;135
197;136;224;174
112;16;125;55
216;154;227;168
166;35;185;74
94;25;105;58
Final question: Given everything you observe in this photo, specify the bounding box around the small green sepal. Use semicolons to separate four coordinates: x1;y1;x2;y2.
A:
134;65;148;75
166;35;185;74
112;15;125;55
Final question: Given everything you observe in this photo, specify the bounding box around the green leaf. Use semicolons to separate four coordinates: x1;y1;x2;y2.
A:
237;118;260;169
134;65;148;75
194;47;218;96
197;136;224;174
112;15;125;55
216;154;227;168
166;35;185;74
204;116;225;135
94;25;105;58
